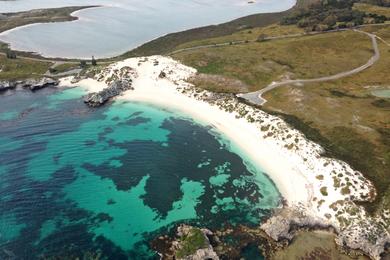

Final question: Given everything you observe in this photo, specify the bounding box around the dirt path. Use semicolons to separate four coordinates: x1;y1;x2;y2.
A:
238;29;381;105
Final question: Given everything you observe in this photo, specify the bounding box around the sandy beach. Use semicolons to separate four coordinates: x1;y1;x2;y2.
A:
62;55;388;259
66;57;311;205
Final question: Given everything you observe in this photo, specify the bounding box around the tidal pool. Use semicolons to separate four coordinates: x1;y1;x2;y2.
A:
0;0;295;58
0;86;280;258
371;89;390;98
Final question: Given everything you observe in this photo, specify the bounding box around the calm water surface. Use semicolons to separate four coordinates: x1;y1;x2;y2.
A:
0;86;280;258
0;0;295;58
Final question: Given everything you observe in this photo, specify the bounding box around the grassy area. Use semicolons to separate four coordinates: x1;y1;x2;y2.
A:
175;228;207;258
0;55;51;80
262;25;390;214
353;3;390;18
51;62;80;74
174;24;304;50
171;15;389;216
173;29;372;92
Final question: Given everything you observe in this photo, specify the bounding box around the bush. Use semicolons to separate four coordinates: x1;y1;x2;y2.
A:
80;60;87;68
6;50;16;59
320;187;329;196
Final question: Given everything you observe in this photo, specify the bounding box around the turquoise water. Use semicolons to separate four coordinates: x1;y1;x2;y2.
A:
371;89;390;98
0;0;295;58
0;86;280;258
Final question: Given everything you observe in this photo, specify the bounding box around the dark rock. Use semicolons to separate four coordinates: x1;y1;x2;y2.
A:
26;78;59;91
84;79;133;107
0;80;16;91
159;71;167;78
0;78;59;92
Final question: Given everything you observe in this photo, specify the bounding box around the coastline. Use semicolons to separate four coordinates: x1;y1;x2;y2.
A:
0;6;103;36
61;55;388;259
0;1;297;61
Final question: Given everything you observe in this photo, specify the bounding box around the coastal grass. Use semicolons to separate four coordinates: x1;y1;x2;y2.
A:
353;3;390;18
262;25;390;214
0;55;51;80
173;29;373;92
175;228;207;258
119;12;288;58
51;63;80;74
176;17;389;215
173;24;305;50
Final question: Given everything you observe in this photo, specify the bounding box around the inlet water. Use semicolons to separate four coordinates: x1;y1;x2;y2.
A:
0;0;295;58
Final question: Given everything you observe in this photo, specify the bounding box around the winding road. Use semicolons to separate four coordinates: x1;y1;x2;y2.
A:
237;29;381;105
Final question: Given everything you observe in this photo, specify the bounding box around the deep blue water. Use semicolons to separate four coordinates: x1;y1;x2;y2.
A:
0;86;280;259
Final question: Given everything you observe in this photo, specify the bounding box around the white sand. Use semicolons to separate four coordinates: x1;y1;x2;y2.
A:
71;57;310;205
65;56;374;224
62;55;386;260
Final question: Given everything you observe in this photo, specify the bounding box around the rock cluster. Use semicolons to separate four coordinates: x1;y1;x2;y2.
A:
0;78;59;91
336;218;390;260
83;79;133;107
175;225;219;260
261;207;332;242
155;225;219;260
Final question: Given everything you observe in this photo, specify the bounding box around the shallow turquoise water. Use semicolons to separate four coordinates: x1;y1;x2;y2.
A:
371;89;390;98
0;86;280;258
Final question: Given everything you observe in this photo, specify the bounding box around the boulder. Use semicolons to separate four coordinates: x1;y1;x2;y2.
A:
0;78;59;92
84;79;133;107
174;225;219;260
0;80;16;91
26;78;59;91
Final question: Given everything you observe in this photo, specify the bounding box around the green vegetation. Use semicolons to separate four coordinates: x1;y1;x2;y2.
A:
171;0;389;214
50;63;79;74
320;187;329;196
175;228;207;258
121;12;287;58
0;55;51;80
261;24;390;214
173;30;372;92
341;186;351;195
281;0;388;32
354;2;390;17
174;24;304;50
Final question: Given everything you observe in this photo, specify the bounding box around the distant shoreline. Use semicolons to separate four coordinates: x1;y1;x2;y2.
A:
0;5;98;34
0;1;298;61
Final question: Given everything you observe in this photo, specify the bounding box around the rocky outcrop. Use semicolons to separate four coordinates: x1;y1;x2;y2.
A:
155;225;219;260
176;225;219;260
83;79;133;107
336;218;390;260
0;80;16;91
261;207;332;242
0;78;59;92
26;78;59;91
261;206;390;260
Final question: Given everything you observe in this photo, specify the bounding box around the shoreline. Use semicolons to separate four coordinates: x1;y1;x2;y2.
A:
61;55;388;259
63;57;311;204
0;2;297;61
0;6;103;36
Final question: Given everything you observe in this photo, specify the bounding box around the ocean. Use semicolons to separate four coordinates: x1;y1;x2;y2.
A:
0;85;280;258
